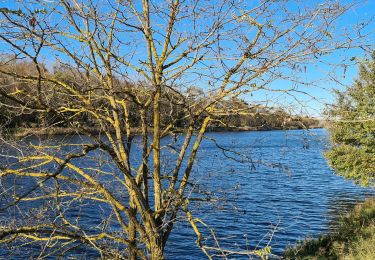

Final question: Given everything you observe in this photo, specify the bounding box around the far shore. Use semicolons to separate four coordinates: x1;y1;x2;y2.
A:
7;125;324;138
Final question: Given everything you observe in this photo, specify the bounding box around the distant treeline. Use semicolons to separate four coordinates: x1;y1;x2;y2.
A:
0;59;320;132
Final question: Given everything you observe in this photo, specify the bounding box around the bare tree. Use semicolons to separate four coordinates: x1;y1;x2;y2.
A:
0;0;371;258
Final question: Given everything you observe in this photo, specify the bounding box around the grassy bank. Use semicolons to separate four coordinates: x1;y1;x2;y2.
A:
284;197;375;259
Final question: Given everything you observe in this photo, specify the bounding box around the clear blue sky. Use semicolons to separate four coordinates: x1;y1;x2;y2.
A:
0;0;374;117
248;0;375;117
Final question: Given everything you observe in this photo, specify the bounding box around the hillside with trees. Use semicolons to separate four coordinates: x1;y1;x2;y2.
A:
0;59;319;136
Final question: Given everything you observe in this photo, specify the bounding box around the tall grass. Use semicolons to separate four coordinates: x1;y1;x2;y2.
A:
284;198;375;260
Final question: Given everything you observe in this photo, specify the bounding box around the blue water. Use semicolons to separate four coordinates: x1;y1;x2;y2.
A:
0;129;373;258
164;129;374;258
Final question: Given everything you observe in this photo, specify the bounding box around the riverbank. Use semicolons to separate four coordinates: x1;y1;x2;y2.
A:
8;125;323;138
284;197;375;259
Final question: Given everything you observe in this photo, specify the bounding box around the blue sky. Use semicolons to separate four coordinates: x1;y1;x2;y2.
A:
0;0;374;117
251;0;375;117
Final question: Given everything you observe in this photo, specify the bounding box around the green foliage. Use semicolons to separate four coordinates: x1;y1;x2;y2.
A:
325;53;375;185
284;198;375;259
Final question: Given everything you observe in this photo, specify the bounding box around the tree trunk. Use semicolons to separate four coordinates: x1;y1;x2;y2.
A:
150;242;164;260
148;227;165;260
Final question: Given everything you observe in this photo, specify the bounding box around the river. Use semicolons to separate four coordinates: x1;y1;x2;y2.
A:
165;129;374;258
0;129;373;259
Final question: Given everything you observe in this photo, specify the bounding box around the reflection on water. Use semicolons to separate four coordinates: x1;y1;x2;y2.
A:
324;191;369;231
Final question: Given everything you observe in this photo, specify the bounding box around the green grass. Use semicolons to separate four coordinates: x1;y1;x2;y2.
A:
284;198;375;260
